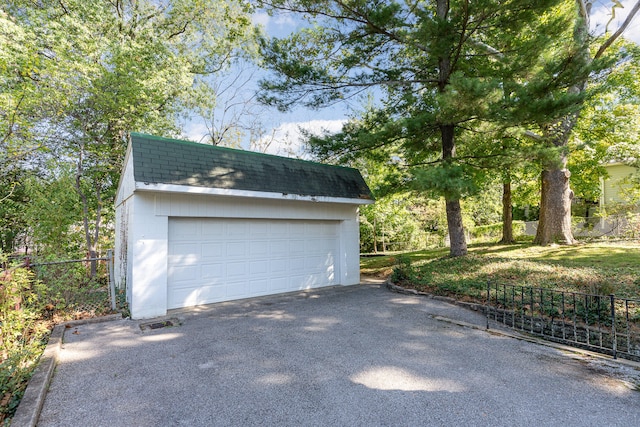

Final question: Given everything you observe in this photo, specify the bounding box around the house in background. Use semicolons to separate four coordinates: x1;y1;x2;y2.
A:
600;162;639;210
115;133;373;319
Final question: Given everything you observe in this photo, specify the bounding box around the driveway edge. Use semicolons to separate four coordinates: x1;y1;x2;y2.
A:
11;314;123;427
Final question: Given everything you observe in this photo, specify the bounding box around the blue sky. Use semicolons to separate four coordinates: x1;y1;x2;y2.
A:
183;0;640;157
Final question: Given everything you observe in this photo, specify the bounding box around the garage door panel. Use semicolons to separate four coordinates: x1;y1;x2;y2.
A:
270;259;288;274
168;218;339;310
269;240;288;256
227;221;248;236
289;239;305;254
201;243;224;258
250;222;269;235
226;261;248;278
170;243;197;257
250;279;270;294
170;265;199;282
171;221;200;240
202;222;225;237
250;260;269;275
250;241;269;256
201;263;224;279
226;241;247;257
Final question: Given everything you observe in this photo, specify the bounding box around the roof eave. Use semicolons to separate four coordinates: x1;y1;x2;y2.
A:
134;182;374;205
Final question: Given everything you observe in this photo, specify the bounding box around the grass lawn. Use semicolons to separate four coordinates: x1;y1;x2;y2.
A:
361;241;640;300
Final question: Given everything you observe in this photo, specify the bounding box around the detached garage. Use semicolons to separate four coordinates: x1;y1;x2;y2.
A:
114;133;373;319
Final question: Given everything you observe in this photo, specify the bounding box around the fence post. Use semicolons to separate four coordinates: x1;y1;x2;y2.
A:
610;294;616;360
107;249;116;311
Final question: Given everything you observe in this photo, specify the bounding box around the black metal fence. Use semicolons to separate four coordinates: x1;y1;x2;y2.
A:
486;282;640;362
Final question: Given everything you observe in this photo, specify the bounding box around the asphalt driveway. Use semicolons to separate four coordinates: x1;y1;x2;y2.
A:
37;281;639;427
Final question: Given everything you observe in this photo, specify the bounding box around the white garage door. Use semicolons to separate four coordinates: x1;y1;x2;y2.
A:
167;218;340;309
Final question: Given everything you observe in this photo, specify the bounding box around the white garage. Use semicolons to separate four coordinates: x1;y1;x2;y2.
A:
115;133;373;319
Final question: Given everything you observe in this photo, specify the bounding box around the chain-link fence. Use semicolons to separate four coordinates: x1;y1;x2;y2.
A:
27;250;121;318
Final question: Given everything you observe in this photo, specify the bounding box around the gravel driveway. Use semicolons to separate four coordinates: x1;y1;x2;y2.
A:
37;280;639;427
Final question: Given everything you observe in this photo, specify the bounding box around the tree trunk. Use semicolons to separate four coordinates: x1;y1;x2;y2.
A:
75;142;98;278
500;181;514;244
534;168;575;244
437;0;466;257
533;1;640;246
445;199;467;256
441;124;467;257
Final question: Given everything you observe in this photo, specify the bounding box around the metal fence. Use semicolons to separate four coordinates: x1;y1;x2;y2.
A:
27;250;119;315
485;282;640;361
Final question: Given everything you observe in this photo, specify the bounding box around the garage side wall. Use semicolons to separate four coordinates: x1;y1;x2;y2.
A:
127;192;361;319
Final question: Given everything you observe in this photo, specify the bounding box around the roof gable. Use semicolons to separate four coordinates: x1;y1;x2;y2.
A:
129;133;373;202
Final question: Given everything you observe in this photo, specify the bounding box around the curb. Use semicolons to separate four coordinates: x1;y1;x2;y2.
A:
10;314;123;427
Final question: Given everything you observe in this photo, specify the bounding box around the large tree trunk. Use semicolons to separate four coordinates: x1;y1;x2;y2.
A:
500;181;514;244
534;1;588;246
535;168;575;244
534;1;640;246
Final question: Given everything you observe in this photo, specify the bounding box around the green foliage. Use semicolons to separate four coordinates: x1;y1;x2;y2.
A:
33;261;109;314
375;241;640;299
260;0;585;255
471;222;526;242
390;254;413;284
0;261;50;424
1;0;258;258
23;169;82;256
359;194;435;253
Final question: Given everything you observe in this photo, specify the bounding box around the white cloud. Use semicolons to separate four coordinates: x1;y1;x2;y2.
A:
256;119;346;158
181;121;210;144
590;0;640;43
251;11;271;28
252;11;298;37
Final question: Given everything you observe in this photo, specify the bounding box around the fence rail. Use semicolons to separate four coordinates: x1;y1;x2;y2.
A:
485;282;640;361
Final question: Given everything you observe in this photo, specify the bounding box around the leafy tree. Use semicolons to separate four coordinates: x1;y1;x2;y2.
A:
1;1;257;271
259;0;575;256
530;0;640;244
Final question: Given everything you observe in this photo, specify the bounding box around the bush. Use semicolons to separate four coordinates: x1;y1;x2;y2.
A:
471;221;526;241
391;254;413;283
0;264;50;424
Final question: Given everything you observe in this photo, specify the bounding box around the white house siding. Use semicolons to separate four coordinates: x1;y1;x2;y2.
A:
123;192;361;319
601;164;637;207
114;147;135;295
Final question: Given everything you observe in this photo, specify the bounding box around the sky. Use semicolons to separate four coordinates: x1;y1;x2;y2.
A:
184;1;640;158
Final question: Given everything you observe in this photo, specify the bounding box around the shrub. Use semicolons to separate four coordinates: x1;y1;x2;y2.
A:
0;263;50;424
391;254;413;283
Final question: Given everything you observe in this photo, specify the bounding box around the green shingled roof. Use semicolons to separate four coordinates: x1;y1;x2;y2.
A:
130;133;373;201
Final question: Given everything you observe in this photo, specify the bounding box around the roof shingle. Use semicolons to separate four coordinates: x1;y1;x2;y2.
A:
130;133;373;201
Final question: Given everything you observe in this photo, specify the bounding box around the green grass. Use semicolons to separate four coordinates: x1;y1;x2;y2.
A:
362;241;640;300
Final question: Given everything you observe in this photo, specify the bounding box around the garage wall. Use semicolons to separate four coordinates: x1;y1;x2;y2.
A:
125;192;361;319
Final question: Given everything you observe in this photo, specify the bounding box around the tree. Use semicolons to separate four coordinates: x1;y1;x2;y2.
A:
259;0;578;257
1;0;257;270
531;0;640;244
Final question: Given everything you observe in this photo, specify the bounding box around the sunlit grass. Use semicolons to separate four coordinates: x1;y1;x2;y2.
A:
362;241;640;299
